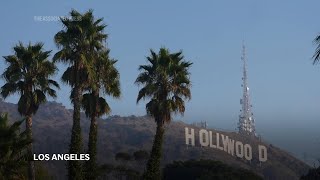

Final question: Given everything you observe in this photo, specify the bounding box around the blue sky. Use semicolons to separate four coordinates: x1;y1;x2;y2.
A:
1;1;320;136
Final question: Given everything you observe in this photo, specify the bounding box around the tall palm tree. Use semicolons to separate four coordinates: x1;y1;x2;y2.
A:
313;34;320;64
53;9;107;180
135;48;192;180
82;49;120;180
0;42;60;180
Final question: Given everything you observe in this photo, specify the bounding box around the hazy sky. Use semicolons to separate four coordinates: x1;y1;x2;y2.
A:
1;1;320;134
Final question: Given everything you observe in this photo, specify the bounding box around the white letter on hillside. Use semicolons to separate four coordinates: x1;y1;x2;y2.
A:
199;129;209;147
221;134;229;152
209;131;216;148
185;127;195;146
244;144;252;161
258;145;267;162
216;133;224;150
228;139;235;156
235;141;244;158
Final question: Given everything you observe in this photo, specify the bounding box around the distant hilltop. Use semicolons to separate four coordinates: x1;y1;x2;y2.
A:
0;101;310;180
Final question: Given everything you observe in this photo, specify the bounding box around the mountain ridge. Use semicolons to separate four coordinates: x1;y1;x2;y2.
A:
0;100;310;179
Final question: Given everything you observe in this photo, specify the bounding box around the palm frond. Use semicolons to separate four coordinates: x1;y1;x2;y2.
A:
136;47;192;124
1;42;59;116
312;34;320;64
0;113;31;179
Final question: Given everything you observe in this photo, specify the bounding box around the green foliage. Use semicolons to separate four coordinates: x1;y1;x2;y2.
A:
34;162;54;180
133;150;149;161
1;42;59;116
84;120;98;180
136;48;192;180
163;159;263;180
53;9;107;92
1;42;59;180
115;152;132;162
112;165;140;180
99;164;140;180
78;18;120;180
0;113;31;180
300;165;320;180
312;34;320;65
135;48;192;124
143;126;165;180
76;17;120;180
81;49;120;119
54;9;115;180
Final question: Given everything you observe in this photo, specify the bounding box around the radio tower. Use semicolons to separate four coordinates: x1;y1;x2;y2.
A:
238;43;256;136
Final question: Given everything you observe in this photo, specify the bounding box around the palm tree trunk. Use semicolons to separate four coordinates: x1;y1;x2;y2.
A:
85;90;99;180
143;121;165;180
68;85;83;180
85;115;98;179
26;115;35;180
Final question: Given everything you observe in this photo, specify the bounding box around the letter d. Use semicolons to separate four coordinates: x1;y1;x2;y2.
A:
258;145;267;162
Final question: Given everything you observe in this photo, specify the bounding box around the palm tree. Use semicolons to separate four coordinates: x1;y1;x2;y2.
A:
135;48;192;179
53;9;107;180
82;49;120;180
0;42;59;180
313;34;320;64
0;113;32;180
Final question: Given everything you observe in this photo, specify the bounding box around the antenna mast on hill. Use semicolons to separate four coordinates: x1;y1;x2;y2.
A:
238;42;256;136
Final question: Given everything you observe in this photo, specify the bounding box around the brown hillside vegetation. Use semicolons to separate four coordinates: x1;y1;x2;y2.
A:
0;101;310;179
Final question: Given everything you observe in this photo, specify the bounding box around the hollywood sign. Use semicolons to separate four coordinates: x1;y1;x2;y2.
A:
185;127;268;162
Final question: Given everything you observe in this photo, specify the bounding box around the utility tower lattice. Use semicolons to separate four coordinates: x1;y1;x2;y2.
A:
238;43;256;136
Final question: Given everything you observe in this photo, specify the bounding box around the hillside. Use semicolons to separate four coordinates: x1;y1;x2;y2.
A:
0;100;310;179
